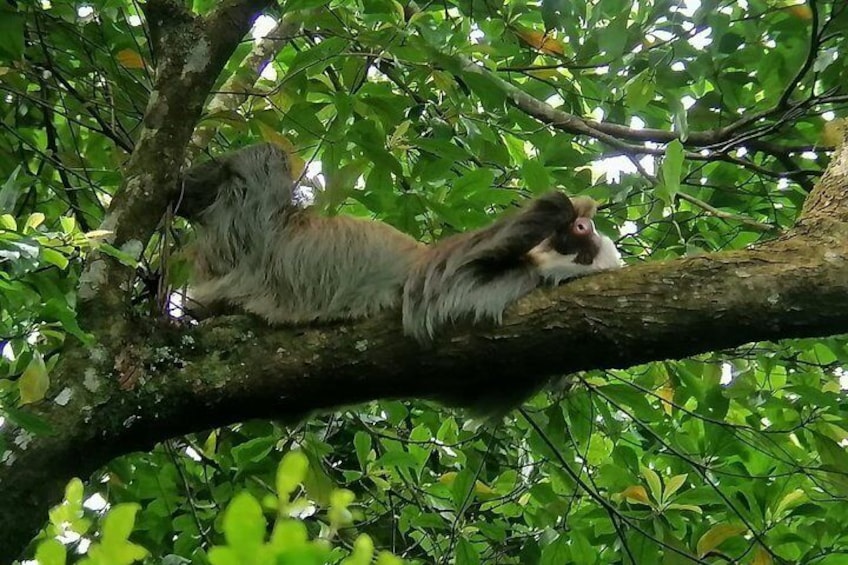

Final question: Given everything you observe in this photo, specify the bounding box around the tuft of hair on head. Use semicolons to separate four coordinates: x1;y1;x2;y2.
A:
569;196;598;218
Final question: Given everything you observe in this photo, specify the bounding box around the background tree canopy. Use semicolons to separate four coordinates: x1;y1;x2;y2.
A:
1;0;848;563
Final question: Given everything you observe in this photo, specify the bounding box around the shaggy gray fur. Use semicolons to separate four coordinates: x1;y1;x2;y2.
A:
182;143;620;342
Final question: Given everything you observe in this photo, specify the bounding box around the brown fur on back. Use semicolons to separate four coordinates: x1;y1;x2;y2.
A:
182;144;620;342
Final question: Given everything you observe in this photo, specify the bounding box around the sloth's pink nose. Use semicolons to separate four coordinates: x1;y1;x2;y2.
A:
573;217;594;235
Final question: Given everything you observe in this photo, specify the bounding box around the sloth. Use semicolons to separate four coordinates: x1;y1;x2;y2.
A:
178;143;621;342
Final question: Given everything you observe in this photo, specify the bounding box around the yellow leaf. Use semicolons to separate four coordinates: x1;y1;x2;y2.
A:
786;4;813;19
0;214;16;230
752;545;773;565
439;471;458;486
657;385;674;415
696;523;747;556
775;489;807;516
438;472;493;497
24;212;45;231
618;485;652;505
665;503;702;514
116;49;146;69
528;68;567;81
664;473;687;499
641;465;662;502
473;481;495;496
84;229;113;240
514;27;566;56
431;70;455;93
19;352;50;404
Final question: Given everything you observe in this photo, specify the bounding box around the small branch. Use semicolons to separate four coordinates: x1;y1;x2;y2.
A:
33;13;135;153
778;0;820;108
454;54;828;187
39;84;94;231
497;61;612;72
191;15;302;154
622;150;777;232
676;192;776;232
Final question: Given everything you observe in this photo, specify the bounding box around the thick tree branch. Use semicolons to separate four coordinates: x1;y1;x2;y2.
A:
800;132;848;224
458;45;842;168
2;221;848;559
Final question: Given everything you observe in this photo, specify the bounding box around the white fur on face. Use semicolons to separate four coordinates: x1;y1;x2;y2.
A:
528;234;621;283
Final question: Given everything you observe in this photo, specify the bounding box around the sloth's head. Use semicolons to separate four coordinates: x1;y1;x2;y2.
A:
528;196;621;282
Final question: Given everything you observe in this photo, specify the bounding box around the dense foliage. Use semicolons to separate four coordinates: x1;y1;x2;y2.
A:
1;0;848;563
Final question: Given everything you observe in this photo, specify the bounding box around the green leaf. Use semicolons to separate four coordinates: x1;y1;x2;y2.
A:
42;299;94;345
540;534;570;565
341;534;374;565
48;478;91;538
375;552;404;565
0;164;22;211
97;243;139;268
696;524;747;556
663;473;687;501
448;168;495;202
35;538;66;565
270;519;308;550
775;489;807;516
665;503;703;514
670;98;689;141
640;466;663;504
59;216;76;234
461;71;507;111
4;405;54;435
90;504;149;565
522;159;550;194
41;248;69;270
276;450;309;499
0;10;25;61
658;139;685;205
207;547;240;565
596;12;628;58
353;431;372;471
408;424;433;472
102;503;141;544
626;71;656;111
223;493;266;552
231;436;276;467
191;0;217;14
65;478;84;509
19;352;49;404
329;488;356;529
450;469;475;510
455;538;481;565
285;0;331;10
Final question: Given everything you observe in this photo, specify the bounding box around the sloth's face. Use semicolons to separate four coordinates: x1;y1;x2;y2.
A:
527;218;621;282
